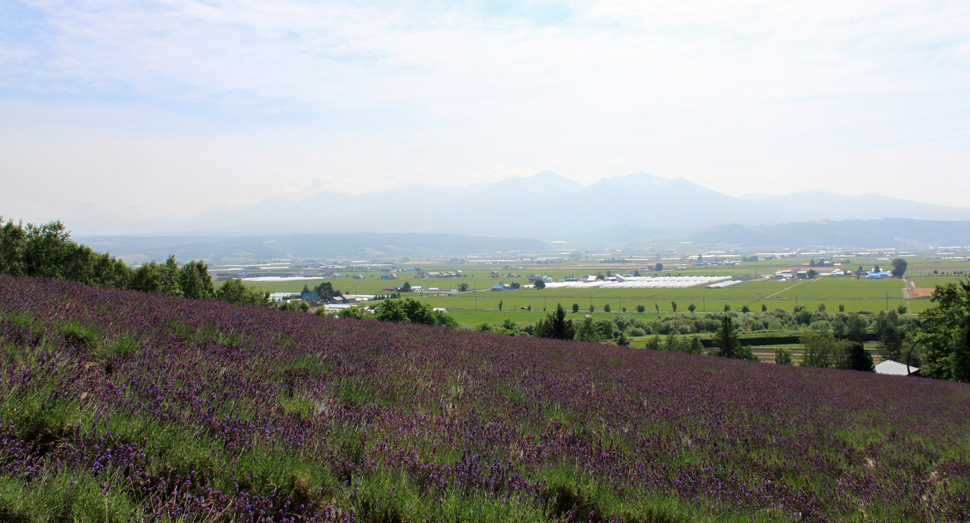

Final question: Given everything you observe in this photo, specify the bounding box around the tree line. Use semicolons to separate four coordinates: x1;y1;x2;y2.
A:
0;217;266;306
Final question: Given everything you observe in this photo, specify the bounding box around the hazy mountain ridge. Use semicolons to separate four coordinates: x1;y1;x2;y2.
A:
76;233;551;262
166;171;970;239
687;219;970;249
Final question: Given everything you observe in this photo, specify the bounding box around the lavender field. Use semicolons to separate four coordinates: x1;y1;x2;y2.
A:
1;274;969;522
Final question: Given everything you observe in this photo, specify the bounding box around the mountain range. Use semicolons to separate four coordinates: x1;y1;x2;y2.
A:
136;171;970;242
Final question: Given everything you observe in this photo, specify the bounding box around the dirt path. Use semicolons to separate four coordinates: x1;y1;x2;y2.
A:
903;278;915;299
765;278;812;299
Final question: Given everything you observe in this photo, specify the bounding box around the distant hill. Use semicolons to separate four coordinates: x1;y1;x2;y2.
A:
113;171;970;240
687;219;970;249
76;233;551;262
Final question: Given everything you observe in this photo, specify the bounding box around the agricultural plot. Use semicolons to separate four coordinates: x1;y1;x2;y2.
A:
411;274;925;325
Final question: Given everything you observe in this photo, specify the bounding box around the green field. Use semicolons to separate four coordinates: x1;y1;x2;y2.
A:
212;254;966;326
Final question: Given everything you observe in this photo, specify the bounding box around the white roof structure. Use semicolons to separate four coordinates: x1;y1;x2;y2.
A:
544;276;731;290
875;360;919;376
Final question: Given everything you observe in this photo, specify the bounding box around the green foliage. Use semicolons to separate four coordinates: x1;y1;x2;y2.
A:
774;347;793;365
215;277;270;306
535;304;575;340
916;277;970;381
534;279;545;290
574;316;604;342
603;303;611;313
572;303;580;313
636;304;645;313
800;325;839;368
688;303;696;314
891;258;908;278
339;305;370;320
312;281;341;301
671;302;677;313
374;298;458;328
711;316;756;360
177;260;215;300
841;339;874;372
874;311;907;362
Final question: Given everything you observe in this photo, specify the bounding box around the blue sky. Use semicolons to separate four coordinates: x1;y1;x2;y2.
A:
1;0;969;232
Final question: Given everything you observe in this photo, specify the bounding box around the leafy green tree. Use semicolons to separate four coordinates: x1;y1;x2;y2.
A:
130;262;164;293
688;303;696;314
374;298;456;327
845;312;869;340
400;281;412;293
574;316;604;342
655;262;663;272
839;338;874;372
741;305;750;313
589;304;594;313
686;336;704;354
671;301;677;313
891;258;908;278
616;332;630;346
534;279;545;290
535;304;575;340
875;311;906;361
663;335;682;352
915;278;970;381
723;304;731;312
178;260;214;300
160;255;182;297
0;217;27;276
498;300;503;311
572;303;580;313
807;269;819;278
711;316;756;360
655;303;660;314
313;282;341;302
335;305;366;319
595;319;615;339
801;325;839;368
774;347;793;365
458;283;469;292
636;304;645;313
762;304;767;312
603;303;611;313
215;278;269;306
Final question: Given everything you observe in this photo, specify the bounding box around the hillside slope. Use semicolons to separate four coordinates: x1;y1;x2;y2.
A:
1;275;969;521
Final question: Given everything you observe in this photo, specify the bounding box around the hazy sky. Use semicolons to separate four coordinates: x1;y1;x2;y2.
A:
2;0;969;230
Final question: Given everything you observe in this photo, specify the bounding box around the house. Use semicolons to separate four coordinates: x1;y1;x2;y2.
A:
867;271;893;279
491;284;511;291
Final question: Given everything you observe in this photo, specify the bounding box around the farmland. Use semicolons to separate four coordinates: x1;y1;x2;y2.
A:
4;274;970;521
